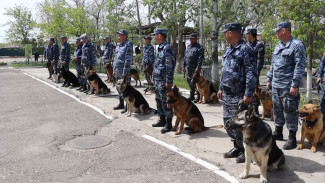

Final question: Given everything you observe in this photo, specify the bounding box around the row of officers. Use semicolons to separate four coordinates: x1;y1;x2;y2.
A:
43;21;324;164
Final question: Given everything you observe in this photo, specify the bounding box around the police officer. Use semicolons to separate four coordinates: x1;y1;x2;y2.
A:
151;28;176;134
103;36;114;82
48;38;59;76
267;21;306;150
217;23;257;163
182;33;204;102
317;53;325;121
142;35;155;87
73;37;84;91
80;33;97;93
60;36;71;87
246;28;265;85
44;42;52;79
113;30;133;113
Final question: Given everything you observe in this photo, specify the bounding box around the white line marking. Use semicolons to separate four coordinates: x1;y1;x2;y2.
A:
142;135;239;183
23;72;113;122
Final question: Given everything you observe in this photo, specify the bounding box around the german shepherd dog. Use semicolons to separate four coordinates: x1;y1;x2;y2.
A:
297;102;325;152
166;85;223;135
191;73;218;104
59;67;80;87
45;62;53;79
86;67;110;95
144;64;153;84
116;78;156;117
105;62;113;83
226;101;285;183
255;86;274;121
130;68;141;86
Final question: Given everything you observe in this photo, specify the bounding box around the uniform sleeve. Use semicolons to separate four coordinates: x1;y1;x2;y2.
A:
291;43;306;88
317;56;325;78
165;46;176;84
54;44;59;61
108;44;114;60
219;72;223;91
90;46;97;67
267;54;274;83
244;47;257;97
65;44;70;64
257;43;265;71
123;42;133;76
197;46;204;69
149;46;155;64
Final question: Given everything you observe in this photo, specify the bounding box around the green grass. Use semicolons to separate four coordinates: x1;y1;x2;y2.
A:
0;62;7;66
299;93;320;108
11;61;44;67
173;73;190;89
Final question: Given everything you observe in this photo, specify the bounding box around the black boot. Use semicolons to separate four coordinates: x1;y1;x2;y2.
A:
114;98;124;110
235;138;245;163
224;141;240;158
187;92;195;101
193;92;200;103
272;126;284;140
161;118;172;134
121;104;127;114
283;130;297;150
152;116;166;127
76;86;83;91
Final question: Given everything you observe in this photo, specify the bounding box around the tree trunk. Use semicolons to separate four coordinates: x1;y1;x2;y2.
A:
199;0;204;45
211;0;219;84
135;0;142;49
306;44;313;102
176;23;185;74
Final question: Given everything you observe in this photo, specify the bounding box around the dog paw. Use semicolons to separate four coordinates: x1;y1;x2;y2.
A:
297;144;303;150
175;131;181;135
311;146;317;152
239;172;248;179
260;177;268;183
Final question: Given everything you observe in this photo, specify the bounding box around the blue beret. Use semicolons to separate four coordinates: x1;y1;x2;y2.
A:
222;23;242;33
274;21;291;32
80;33;88;41
144;35;152;40
75;37;81;42
49;37;55;42
116;29;128;35
190;33;198;38
151;28;168;36
246;28;257;34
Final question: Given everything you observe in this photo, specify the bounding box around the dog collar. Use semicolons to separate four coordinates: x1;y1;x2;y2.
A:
304;118;318;130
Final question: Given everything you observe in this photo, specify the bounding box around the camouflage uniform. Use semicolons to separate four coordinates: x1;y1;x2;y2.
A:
267;36;306;131
249;40;264;84
142;39;155;85
60;40;70;71
103;41;114;64
73;40;83;86
49;42;59;74
317;54;325;120
81;38;96;90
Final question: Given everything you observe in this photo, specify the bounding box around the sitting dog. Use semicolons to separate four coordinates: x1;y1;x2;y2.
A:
144;64;153;84
255;86;274;121
52;73;61;83
59;67;80;87
297;102;325;152
86;67;110;95
130;68;141;86
226;101;285;183
166;85;223;135
105;62;113;83
191;73;218;104
45;62;53;79
116;78;156;117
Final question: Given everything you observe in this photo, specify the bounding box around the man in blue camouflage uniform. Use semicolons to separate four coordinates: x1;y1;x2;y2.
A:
142;35;155;88
73;37;84;91
182;33;204;102
151;28;176;134
48;38;59;76
44;42;52;79
113;30;133;113
80;33;97;93
267;22;306;150
60;36;71;87
217;23;257;163
317;53;325;121
103;36;114;82
246;28;265;85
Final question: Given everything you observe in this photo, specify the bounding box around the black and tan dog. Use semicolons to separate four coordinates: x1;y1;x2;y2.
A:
144;64;153;84
191;73;218;104
86;67;110;95
105;62;113;83
45;62;53;79
59;67;80;87
130;68;141;86
297;102;325;152
117;78;156;117
226;101;285;183
166;86;223;135
255;86;273;121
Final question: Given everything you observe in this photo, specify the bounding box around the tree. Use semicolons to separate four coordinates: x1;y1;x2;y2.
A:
4;5;36;44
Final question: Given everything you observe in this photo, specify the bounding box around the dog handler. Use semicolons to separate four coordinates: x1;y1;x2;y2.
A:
74;37;84;91
142;35;155;88
103;36;114;82
217;23;257;163
267;21;306;150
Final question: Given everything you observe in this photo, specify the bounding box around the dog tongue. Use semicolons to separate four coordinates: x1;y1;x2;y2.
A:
167;103;171;109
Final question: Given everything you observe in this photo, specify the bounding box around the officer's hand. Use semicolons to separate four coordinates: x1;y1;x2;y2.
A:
317;78;322;83
217;90;222;100
113;72;116;76
182;67;185;71
243;96;252;104
194;68;200;74
151;79;154;85
267;82;272;88
165;83;171;90
290;87;298;97
122;74;127;79
73;58;77;62
62;61;66;65
93;66;96;71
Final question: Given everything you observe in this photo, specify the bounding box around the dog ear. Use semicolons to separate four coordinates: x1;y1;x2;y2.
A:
313;105;320;111
172;85;178;93
307;100;313;104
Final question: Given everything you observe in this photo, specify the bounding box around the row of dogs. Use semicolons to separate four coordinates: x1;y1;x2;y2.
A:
45;64;325;182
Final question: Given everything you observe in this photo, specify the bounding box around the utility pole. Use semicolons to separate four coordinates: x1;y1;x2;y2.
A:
199;0;204;45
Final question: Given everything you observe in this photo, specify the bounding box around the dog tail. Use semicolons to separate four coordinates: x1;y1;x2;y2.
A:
204;125;224;130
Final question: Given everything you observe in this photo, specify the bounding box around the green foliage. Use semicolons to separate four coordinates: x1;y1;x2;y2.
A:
173;73;190;90
25;44;32;59
0;62;7;66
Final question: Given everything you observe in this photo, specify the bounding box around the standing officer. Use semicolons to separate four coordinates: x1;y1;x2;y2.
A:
113;30;133;113
246;28;265;85
142;35;155;87
73;37;84;91
217;23;257;163
151;28;176;134
60;36;71;87
267;21;306;150
80;33;97;93
48;38;59;77
182;33;204;102
103;36;114;82
44;42;52;79
317;53;325;121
